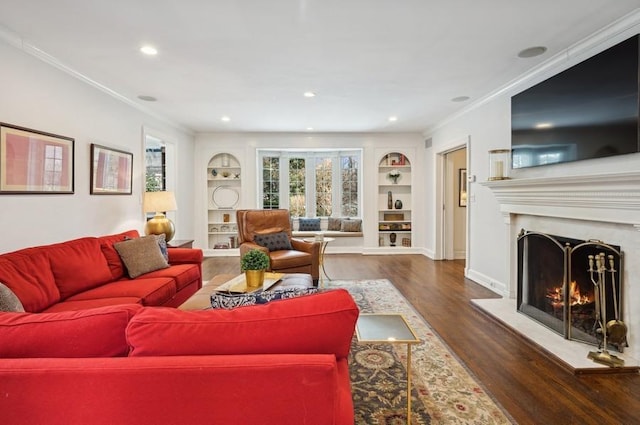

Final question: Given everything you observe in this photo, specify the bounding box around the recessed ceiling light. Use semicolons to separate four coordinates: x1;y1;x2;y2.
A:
221;116;231;122
306;127;314;131
140;45;158;56
451;96;470;102
388;116;398;122
518;46;547;58
137;95;157;102
535;122;553;129
303;91;316;98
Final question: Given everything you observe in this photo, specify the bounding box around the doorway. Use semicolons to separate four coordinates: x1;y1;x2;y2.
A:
435;138;468;263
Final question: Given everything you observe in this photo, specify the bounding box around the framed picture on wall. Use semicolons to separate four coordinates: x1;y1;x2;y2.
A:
0;123;74;194
459;168;467;207
90;143;133;195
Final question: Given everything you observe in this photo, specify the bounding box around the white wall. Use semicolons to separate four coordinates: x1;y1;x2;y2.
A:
425;18;640;294
0;41;195;253
194;132;425;253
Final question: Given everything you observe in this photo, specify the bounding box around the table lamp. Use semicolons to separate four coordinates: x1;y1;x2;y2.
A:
143;191;177;242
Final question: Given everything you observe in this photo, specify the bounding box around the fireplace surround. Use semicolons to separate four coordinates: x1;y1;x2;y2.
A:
478;170;640;370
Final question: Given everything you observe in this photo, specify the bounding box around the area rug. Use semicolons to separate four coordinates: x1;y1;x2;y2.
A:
325;279;514;425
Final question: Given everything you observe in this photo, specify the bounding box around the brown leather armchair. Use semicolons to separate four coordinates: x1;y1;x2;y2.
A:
236;209;320;284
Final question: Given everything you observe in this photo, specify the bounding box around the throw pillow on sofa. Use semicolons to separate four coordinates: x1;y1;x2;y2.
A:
0;304;142;358
114;235;169;278
211;287;319;309
0;282;25;312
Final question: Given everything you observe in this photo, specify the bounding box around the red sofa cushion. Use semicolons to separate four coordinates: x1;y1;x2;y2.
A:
0;304;142;358
0;250;60;312
98;230;141;280
139;264;201;291
67;277;176;306
47;237;113;300
127;289;359;358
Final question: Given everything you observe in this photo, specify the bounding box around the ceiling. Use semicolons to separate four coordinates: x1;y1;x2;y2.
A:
0;1;638;134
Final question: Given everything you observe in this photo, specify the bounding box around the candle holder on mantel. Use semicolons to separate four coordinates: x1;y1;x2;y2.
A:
488;149;511;181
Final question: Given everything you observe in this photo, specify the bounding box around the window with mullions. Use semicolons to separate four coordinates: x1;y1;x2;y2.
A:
262;156;280;209
258;149;361;218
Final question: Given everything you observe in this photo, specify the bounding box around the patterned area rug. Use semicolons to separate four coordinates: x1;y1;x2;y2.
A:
325;279;514;425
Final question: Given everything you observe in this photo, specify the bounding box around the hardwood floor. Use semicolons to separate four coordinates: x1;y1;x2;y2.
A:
202;254;640;425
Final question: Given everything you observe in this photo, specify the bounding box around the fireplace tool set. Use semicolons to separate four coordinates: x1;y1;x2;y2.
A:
587;253;626;367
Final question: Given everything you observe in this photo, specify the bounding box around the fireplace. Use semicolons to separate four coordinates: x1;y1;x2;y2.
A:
517;229;626;352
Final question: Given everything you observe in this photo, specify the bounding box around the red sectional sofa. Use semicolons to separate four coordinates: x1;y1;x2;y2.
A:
0;289;359;425
0;230;203;312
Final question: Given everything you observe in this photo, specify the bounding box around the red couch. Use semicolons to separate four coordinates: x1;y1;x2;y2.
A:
0;289;359;425
0;230;203;312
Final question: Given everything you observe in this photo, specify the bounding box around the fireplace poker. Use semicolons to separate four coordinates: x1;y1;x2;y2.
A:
587;253;624;367
605;255;627;351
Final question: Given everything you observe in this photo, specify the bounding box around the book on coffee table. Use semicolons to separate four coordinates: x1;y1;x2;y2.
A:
215;272;284;294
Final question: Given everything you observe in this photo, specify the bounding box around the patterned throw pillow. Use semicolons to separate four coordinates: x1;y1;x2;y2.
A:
211;287;319;309
254;232;292;251
114;236;170;278
327;217;344;231
298;218;321;231
154;234;169;261
0;282;25;312
341;218;362;232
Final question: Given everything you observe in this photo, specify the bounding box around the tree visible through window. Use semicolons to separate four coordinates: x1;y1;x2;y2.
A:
262;156;280;209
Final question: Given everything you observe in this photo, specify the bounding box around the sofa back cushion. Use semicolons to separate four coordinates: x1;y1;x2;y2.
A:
127;289;359;358
47;237;114;300
98;230;141;280
0;250;60;312
0;304;142;358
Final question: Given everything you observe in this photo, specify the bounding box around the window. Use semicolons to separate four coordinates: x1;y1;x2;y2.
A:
258;149;362;218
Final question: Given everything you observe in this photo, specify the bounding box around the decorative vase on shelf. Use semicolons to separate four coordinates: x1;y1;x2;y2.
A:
222;153;230;167
389;232;397;247
395;199;403;209
387;191;393;209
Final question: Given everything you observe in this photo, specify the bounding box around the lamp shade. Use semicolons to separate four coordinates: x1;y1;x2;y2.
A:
143;191;177;213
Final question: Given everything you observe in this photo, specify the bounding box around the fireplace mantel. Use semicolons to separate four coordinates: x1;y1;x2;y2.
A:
480;171;640;226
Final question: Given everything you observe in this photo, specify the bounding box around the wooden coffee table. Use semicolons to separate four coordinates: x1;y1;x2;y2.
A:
179;273;313;310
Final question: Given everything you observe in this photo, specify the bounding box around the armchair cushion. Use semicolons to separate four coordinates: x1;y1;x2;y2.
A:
299;218;321;231
254;231;292;252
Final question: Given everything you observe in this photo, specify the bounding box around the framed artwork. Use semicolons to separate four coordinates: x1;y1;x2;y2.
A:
90;143;133;195
458;168;467;207
0;123;74;194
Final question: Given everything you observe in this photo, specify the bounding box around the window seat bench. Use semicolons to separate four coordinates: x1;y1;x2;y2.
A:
292;231;363;238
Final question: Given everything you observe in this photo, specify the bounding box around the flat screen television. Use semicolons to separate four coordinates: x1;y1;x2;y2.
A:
511;34;640;169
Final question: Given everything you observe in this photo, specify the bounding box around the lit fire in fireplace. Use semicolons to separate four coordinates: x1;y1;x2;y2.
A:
547;281;593;307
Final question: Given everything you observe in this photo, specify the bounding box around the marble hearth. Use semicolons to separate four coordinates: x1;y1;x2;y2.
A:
477;171;640;372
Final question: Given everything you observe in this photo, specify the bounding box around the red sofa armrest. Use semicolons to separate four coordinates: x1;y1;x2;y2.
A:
167;248;203;265
127;289;359;359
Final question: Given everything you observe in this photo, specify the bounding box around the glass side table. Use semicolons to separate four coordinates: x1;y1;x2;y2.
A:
303;237;335;287
356;313;421;425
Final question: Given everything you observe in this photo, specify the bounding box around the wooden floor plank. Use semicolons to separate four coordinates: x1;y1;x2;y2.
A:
202;254;640;425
